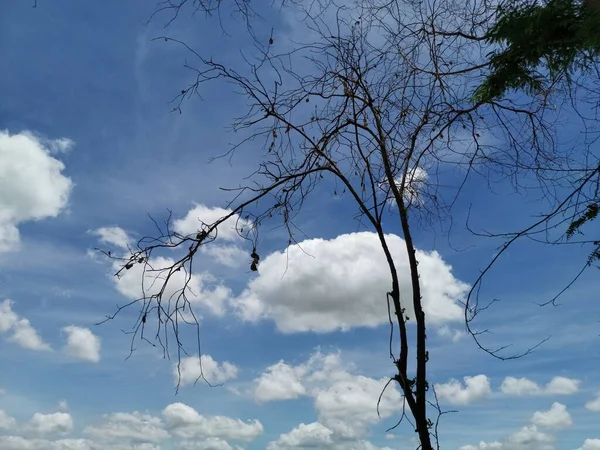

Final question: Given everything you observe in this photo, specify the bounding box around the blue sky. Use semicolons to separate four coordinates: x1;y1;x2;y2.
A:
1;0;600;449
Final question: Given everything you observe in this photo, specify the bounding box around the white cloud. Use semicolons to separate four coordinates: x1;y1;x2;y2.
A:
113;255;231;317
45;137;74;154
0;403;260;450
585;391;600;412
499;377;540;396
62;326;101;363
500;376;579;396
28;412;73;435
544;376;580;395
435;375;491;405
162;402;263;442
91;227;131;250
0;410;16;430
251;351;402;441
460;444;503;450
0;436;99;450
173;204;249;242
178;438;243;450
0;130;73;252
503;425;554;449
176;355;239;387
461;402;571;449
57;400;68;411
0;300;51;351
383;167;429;208
460;424;555;450
201;244;248;268
312;371;401;438
83;411;168;444
253;361;307;403
233;232;467;333
578;439;600;450
267;422;334;449
530;402;572;430
436;324;465;342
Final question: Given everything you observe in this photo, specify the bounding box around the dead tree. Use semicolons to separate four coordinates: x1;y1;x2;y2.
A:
98;0;599;448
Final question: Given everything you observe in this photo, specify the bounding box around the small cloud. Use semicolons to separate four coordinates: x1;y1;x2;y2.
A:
28;412;73;435
201;245;248;268
173;204;250;242
57;400;68;411
545;376;580;395
585;391;600;412
435;375;491;405
253;361;307;403
436;325;465;342
162;402;263;441
0;300;51;351
577;438;600;450
500;376;579;396
83;411;168;444
62;326;101;363
91;226;131;250
45;137;74;154
176;355;238;387
530;402;572;430
267;422;334;449
0;410;16;430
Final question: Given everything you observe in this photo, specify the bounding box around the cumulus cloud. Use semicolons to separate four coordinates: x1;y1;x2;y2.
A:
435;375;491;405
176;355;239;387
461;403;572;449
62;326;101;363
233;232;467;333
386;167;429;208
585;391;600;412
500;376;580;396
0;410;16;430
173;204;249;242
460;425;555;450
253;361;307;403
91;226;131;250
250;351;402;441
0;402;258;450
179;438;244;450
113;255;231;316
0;300;51;351
201;244;248;268
267;422;334;449
0;436;102;450
83;412;168;444
436;324;465;342
163;402;263;442
0;130;73;252
28;412;73;435
530;402;571;430
578;439;600;450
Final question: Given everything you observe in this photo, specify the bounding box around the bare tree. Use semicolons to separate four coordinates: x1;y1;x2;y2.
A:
97;0;599;448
